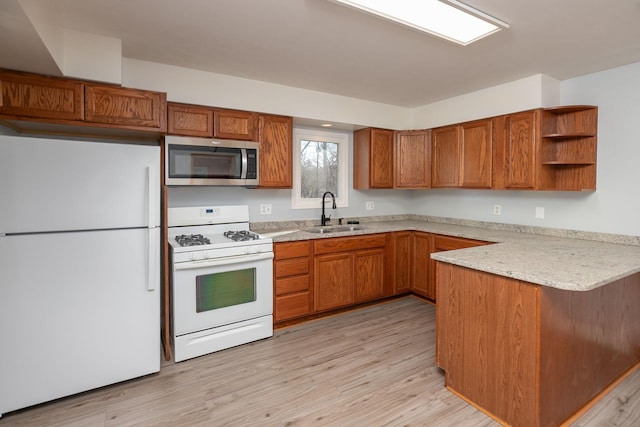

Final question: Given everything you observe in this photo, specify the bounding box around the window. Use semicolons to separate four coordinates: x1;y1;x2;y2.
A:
292;127;349;209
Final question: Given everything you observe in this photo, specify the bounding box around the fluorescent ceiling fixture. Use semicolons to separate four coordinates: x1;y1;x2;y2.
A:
331;0;509;45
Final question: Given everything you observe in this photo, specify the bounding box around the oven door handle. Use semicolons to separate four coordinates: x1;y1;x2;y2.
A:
174;251;274;270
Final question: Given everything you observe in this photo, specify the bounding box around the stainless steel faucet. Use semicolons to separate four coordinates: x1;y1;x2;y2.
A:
321;191;336;226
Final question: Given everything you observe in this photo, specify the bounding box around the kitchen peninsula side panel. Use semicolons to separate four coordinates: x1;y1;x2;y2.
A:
436;262;640;427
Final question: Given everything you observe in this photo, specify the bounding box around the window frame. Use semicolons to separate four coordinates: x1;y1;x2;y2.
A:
291;127;349;210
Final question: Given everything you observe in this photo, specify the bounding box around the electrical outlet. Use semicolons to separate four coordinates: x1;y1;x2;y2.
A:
493;204;502;215
535;206;545;219
365;201;375;210
260;204;272;215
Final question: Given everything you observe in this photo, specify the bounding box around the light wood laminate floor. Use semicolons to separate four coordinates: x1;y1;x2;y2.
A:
1;297;639;426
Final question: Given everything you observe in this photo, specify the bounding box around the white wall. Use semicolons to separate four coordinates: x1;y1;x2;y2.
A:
122;58;412;130
410;74;560;129
63;29;122;84
410;62;640;236
127;57;638;235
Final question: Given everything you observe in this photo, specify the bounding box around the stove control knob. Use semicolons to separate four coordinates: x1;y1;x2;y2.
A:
244;247;258;255
190;252;204;261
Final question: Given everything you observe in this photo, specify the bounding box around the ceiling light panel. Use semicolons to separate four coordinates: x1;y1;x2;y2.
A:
330;0;508;45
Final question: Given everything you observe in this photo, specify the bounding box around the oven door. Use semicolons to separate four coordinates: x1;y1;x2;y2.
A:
172;251;273;336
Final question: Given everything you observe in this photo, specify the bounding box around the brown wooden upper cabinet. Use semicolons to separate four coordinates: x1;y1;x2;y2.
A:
431;125;460;188
431;119;492;188
0;69;167;133
460;119;492;188
85;84;166;131
493;106;597;191
166;102;294;189
213;108;258;140
0;70;84;121
395;129;431;188
167;102;213;137
539;106;597;191
258;114;293;188
353;127;394;189
495;110;540;189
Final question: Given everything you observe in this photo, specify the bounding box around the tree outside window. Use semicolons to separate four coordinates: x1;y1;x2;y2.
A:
300;140;339;198
291;128;349;210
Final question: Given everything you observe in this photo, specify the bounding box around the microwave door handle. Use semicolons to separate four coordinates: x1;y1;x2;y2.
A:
240;148;248;179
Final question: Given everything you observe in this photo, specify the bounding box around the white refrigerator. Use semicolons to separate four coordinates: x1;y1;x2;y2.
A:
0;135;161;417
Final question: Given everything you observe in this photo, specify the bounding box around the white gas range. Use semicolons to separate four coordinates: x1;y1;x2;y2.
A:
167;205;273;362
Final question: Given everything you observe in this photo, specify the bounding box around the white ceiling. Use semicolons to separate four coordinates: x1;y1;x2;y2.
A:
3;0;640;107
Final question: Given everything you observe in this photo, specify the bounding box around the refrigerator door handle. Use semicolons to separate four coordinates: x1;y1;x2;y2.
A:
147;165;159;292
147;229;158;291
147;165;159;228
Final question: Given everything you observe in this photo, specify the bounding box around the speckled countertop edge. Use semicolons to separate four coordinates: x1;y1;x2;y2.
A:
251;215;640;292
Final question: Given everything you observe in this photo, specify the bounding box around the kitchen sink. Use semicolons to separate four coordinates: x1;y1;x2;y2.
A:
304;225;365;234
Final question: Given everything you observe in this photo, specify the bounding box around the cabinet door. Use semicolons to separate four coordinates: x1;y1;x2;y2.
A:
505;110;539;189
314;253;354;311
393;232;412;294
213;109;258;140
431;125;460;187
354;249;385;303
395;130;430;188
353;128;394;189
370;129;394;188
460;119;492;188
258;114;293;188
167;103;213;137
85;84;166;130
0;71;84;121
412;233;433;299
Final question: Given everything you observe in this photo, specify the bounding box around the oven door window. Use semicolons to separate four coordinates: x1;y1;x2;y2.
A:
169;144;242;179
195;268;256;312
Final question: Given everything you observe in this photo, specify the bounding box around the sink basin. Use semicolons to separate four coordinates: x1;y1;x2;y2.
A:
304;225;365;234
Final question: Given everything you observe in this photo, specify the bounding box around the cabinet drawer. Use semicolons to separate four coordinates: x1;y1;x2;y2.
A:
275;241;310;260
275;275;310;296
275;258;309;278
314;234;386;255
433;234;487;251
275;292;311;321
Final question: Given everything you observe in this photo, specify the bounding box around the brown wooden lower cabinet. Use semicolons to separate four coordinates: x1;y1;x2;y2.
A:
354;248;385;303
392;231;412;294
436;262;640;427
274;241;312;322
412;232;433;298
314;234;387;313
275;231;490;322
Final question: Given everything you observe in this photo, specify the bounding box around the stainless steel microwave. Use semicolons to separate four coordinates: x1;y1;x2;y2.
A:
165;136;259;187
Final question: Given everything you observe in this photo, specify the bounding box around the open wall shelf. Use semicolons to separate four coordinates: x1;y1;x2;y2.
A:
540;106;598;191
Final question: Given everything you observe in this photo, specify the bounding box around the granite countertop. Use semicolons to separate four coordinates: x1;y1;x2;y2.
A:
252;217;640;292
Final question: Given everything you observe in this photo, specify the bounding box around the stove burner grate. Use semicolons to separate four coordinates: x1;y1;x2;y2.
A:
175;234;211;246
224;230;261;242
